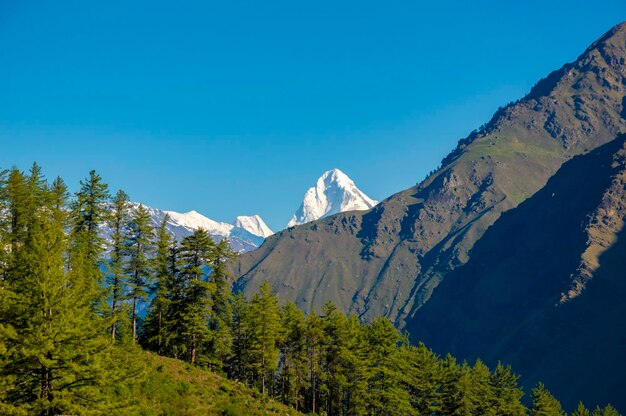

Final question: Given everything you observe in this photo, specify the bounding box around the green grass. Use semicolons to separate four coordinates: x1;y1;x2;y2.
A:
105;350;301;416
463;132;563;161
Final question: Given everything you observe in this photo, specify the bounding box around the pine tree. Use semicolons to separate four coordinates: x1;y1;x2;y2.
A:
364;317;416;416
278;301;308;411
125;204;154;342
442;360;486;416
471;359;494;416
161;239;185;359
248;281;281;396
49;177;69;225
5;168;30;278
177;228;215;364
70;169;110;286
141;214;173;354
207;238;236;370
306;310;324;414
439;353;460;415
341;314;370;416
320;301;349;416
403;342;441;414
107;190;130;342
600;405;621;416
488;362;526;415
228;293;252;383
530;383;565;416
572;402;592;416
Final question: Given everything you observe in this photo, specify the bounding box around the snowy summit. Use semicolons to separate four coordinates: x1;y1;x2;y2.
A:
234;215;274;238
287;168;378;227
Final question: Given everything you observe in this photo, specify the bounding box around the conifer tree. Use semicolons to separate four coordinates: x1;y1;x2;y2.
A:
125;204;154;342
364;317;416;416
488;362;526;415
49;177;69;224
177;228;215;364
306;309;324;414
141;214;173;354
403;342;441;414
572;402;592;416
601;405;621;416
159;238;183;358
341;314;370;416
320;301;349;416
471;359;494;415
248;281;281;395
228;292;252;383
107;190;130;342
70;170;110;285
278;301;308;411
5;168;29;277
439;353;461;415
207;238;236;370
530;383;565;416
453;361;484;416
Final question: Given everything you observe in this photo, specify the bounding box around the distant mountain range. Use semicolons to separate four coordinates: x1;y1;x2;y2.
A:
233;21;626;410
105;169;375;252
101;204;273;252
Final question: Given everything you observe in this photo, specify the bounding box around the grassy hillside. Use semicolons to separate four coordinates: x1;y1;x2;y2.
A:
108;350;301;416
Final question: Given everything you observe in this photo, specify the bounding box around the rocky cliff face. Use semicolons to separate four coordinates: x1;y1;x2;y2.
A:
235;22;626;325
407;134;626;410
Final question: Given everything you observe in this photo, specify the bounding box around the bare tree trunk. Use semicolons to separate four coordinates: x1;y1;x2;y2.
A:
191;333;196;365
111;277;118;342
132;295;137;342
157;309;162;354
262;353;266;395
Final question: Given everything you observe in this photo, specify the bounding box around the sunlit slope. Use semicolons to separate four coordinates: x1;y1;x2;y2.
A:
235;22;626;326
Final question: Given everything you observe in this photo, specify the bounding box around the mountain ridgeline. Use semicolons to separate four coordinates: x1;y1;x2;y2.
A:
235;22;626;323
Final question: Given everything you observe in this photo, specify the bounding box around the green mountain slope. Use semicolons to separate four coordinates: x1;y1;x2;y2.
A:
235;22;626;325
407;134;626;411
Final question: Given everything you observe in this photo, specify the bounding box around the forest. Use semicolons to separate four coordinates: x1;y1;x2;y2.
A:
0;164;620;416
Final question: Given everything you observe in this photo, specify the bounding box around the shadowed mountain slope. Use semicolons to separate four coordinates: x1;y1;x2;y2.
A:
234;22;626;325
407;134;626;411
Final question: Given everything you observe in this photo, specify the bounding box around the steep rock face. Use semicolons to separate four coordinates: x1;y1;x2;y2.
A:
407;135;626;410
287;169;377;227
235;22;626;323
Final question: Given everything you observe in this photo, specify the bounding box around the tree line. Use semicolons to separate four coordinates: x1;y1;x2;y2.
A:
0;164;620;415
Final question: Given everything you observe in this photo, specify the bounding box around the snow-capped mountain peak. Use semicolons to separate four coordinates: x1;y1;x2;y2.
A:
287;168;378;227
234;215;274;238
164;209;234;236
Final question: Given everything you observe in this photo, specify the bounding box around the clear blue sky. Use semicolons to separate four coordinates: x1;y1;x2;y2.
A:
1;1;624;230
